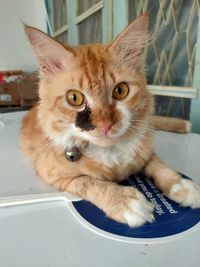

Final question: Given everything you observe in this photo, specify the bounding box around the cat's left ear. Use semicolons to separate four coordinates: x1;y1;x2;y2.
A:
110;13;149;67
24;25;75;74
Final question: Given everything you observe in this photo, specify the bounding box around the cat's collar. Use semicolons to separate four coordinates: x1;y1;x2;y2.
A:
64;139;90;162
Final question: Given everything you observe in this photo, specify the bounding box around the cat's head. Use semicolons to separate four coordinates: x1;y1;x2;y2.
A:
25;13;153;148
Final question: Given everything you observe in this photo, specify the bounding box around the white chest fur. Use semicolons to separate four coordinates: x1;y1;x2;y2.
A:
84;135;143;168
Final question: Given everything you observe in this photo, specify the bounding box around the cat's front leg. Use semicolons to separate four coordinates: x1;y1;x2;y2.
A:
67;176;154;227
144;154;200;208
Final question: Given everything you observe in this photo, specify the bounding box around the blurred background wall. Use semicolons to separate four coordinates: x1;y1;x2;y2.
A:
0;0;46;71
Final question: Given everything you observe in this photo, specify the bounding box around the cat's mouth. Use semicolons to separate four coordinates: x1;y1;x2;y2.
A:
80;121;130;147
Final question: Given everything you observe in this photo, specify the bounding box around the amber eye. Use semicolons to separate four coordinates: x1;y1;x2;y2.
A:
112;82;129;100
66;90;85;106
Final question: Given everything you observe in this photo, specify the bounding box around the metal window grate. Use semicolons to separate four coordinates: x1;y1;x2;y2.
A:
128;0;200;119
129;0;199;88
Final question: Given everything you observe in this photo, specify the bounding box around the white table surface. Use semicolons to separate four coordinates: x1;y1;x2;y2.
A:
0;111;200;267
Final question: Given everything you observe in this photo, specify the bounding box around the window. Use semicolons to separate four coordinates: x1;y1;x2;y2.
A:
45;0;110;45
46;0;69;43
127;0;199;120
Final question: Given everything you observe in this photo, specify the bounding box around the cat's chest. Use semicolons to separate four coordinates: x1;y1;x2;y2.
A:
84;137;140;168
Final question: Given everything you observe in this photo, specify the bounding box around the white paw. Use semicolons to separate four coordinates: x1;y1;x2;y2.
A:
168;179;200;208
123;191;154;227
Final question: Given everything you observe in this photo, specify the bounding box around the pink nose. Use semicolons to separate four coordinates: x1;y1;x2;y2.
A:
98;121;112;135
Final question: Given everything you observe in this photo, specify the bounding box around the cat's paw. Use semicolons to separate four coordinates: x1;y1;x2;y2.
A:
168;179;200;208
123;191;155;227
107;188;154;227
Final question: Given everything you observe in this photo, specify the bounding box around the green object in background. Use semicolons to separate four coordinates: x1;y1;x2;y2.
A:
190;10;200;134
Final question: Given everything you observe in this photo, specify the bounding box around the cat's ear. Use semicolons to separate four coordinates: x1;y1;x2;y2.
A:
110;13;149;67
24;25;74;74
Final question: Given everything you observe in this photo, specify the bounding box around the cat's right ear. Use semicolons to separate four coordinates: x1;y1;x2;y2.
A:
24;25;74;74
109;13;149;68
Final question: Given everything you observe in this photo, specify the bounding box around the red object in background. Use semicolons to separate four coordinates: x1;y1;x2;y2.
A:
0;70;39;107
0;73;4;84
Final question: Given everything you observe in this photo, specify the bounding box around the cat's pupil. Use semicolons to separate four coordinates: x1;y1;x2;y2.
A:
117;87;122;94
72;94;77;102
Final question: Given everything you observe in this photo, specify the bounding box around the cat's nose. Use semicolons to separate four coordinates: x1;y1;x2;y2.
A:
98;120;113;135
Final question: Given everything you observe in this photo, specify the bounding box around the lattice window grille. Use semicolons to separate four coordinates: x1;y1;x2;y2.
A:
128;0;200;99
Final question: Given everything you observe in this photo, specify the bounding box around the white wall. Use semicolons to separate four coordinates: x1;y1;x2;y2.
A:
0;0;47;72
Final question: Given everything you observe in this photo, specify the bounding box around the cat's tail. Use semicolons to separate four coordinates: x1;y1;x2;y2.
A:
151;115;191;133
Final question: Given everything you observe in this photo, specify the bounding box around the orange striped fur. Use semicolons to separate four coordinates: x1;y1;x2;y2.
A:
20;14;200;227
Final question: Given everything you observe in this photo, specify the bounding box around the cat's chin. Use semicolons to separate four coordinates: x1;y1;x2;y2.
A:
83;129;129;147
89;136;120;147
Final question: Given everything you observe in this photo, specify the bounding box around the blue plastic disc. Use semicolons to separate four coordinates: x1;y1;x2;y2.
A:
72;173;200;239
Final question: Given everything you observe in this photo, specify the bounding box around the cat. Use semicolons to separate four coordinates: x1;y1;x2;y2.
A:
20;13;200;227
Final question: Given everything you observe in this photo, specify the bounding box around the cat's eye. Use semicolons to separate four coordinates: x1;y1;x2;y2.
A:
112;82;129;100
66;90;85;106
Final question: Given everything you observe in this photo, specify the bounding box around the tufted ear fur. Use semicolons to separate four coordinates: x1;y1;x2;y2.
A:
110;13;149;68
24;25;75;74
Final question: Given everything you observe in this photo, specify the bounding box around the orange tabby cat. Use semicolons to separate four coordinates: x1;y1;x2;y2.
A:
20;14;200;227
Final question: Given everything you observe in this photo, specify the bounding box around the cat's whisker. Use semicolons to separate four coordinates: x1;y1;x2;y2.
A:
130;123;154;131
130;121;153;129
128;124;154;135
30;139;54;158
130;126;154;133
20;52;38;58
130;121;154;130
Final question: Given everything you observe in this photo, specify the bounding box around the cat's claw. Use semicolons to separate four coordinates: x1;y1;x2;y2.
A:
123;191;154;227
168;179;200;208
